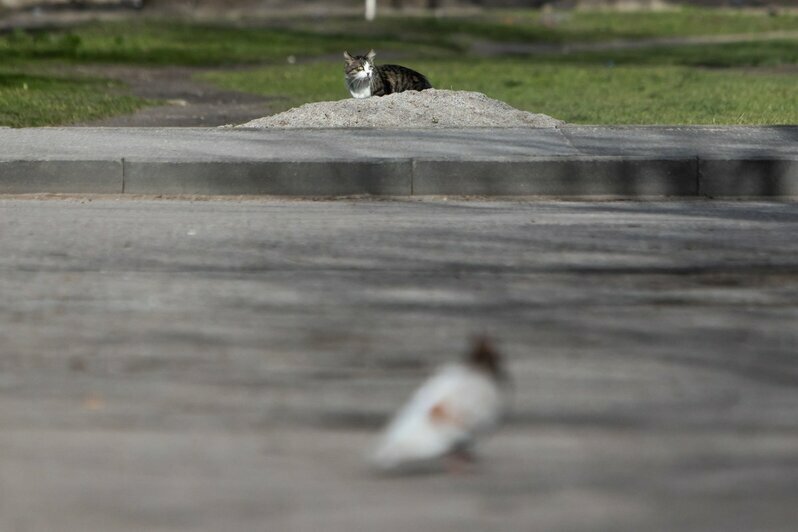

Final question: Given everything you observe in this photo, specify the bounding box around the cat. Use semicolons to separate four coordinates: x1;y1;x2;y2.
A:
344;49;432;99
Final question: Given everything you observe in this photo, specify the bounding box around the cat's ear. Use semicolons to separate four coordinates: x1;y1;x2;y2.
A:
343;51;353;62
367;49;376;61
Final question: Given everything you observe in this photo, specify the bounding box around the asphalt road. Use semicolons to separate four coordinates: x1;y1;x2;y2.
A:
1;197;797;532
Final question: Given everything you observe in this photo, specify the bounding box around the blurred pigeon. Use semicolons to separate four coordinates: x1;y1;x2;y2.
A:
372;337;507;472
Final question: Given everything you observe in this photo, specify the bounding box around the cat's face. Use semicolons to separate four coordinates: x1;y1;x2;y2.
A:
344;50;376;81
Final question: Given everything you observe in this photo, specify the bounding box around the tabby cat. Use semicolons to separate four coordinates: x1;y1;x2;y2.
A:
344;50;432;99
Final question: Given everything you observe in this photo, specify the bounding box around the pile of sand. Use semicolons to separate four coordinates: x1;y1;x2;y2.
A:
237;89;563;129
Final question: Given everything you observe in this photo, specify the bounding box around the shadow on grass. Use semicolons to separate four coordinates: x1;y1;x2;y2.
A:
495;40;798;69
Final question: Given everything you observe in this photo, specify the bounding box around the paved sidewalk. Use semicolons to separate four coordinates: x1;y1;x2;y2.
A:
1;126;796;196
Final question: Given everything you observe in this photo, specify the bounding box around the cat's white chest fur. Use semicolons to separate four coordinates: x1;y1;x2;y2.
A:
349;83;372;99
347;64;374;99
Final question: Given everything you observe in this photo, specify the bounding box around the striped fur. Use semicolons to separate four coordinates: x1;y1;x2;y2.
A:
344;49;432;99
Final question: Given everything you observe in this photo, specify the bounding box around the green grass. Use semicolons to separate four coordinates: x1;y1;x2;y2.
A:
202;59;798;125
2;8;796;67
4;18;795;69
0;8;797;126
296;7;798;46
436;61;798;125
198;27;798;124
0;19;449;66
0;18;433;127
500;7;798;41
0;68;148;127
550;39;798;68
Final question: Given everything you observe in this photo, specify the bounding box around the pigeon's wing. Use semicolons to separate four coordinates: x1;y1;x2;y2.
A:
445;366;504;437
372;365;501;470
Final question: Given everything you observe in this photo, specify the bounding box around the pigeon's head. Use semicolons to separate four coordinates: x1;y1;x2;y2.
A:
467;337;505;381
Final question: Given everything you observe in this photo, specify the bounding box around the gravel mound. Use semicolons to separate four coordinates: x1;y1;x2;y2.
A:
237;89;563;129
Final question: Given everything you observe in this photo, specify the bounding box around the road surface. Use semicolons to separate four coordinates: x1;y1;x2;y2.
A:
1;197;796;532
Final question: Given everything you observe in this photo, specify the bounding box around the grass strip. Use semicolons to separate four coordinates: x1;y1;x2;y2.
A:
202;60;798;125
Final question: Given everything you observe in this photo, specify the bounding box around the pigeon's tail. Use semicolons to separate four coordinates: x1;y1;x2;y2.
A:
467;337;504;380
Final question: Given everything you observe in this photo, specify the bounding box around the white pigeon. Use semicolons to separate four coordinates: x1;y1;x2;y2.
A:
372;338;507;472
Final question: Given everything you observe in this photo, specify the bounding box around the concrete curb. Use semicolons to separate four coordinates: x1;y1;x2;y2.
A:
0;160;123;194
412;157;699;196
124;160;413;196
1;126;796;197
700;158;798;197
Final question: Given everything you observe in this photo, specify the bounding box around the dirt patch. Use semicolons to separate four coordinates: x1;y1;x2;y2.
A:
72;65;279;127
237;89;563;129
